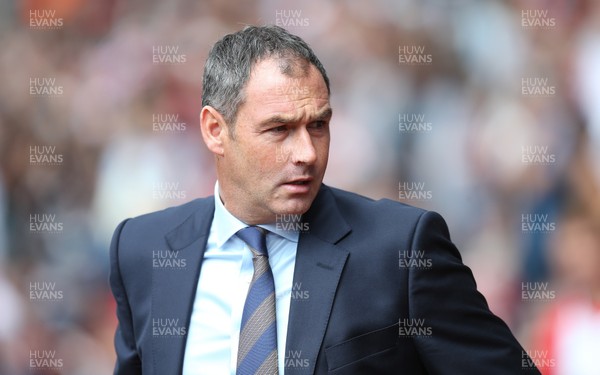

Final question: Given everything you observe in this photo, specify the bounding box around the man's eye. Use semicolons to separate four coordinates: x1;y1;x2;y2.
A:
270;125;287;133
310;121;326;129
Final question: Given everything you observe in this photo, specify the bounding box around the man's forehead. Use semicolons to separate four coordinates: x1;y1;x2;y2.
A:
245;59;329;100
252;91;331;120
258;105;332;125
238;58;330;122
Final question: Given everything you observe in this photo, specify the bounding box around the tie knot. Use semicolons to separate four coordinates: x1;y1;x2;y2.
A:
236;226;268;256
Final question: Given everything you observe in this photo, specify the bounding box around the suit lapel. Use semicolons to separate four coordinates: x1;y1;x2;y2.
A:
285;186;351;374
151;198;214;374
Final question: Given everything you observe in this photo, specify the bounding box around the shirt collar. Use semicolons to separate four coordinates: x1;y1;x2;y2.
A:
212;181;248;248
213;181;300;246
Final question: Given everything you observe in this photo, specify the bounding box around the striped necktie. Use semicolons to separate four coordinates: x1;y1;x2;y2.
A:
236;226;278;375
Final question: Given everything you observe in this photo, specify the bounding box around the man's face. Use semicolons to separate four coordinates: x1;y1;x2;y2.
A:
216;58;331;224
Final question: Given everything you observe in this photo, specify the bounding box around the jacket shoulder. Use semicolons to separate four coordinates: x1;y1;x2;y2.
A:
325;186;428;225
125;196;213;230
116;197;214;251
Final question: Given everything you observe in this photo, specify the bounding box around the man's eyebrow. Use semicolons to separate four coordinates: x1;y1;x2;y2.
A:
260;107;333;126
260;114;295;125
314;108;333;121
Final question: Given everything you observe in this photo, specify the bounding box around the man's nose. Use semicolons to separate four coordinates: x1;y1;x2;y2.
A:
290;129;317;165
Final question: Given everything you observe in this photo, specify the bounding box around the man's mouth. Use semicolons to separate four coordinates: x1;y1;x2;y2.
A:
281;178;313;193
284;177;313;185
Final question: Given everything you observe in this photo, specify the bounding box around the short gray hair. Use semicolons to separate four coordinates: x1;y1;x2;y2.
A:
201;25;330;134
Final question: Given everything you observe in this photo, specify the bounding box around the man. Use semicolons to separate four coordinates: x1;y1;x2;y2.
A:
109;25;540;374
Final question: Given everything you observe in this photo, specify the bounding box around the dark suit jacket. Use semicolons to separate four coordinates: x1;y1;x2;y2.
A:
110;184;540;374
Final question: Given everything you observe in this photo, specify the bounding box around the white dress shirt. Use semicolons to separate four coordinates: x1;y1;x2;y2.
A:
182;182;298;374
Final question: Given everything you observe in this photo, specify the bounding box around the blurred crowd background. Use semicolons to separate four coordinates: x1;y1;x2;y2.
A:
1;0;600;374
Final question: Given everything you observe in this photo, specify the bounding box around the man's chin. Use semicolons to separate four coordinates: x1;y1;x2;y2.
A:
271;183;320;216
274;197;314;217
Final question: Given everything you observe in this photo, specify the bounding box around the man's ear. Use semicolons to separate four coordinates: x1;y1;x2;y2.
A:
200;106;230;156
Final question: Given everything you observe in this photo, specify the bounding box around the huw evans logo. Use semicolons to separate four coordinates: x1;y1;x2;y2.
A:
29;9;63;29
30;77;63;96
398;182;432;201
276;145;292;163
521;145;556;165
152;113;187;132
275;77;310;97
521;77;555;96
521;9;556;29
152;45;187;64
152;250;187;269
30;350;63;370
30;214;63;234
399;250;432;269
290;282;309;301
285;350;310;369
521;214;555;233
521;282;555;302
398;45;432;65
30;281;63;301
399;113;432;132
398;318;432;338
522;350;555;371
152;182;187;200
30;145;63;166
275;10;309;27
275;214;309;232
152;318;186;337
